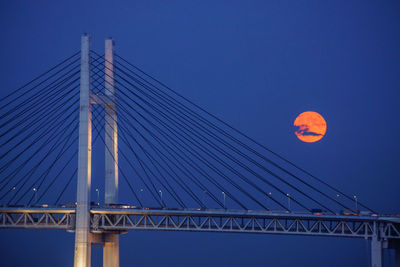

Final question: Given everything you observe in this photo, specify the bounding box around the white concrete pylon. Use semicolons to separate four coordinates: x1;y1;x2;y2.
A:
74;34;92;267
104;38;118;205
103;38;119;267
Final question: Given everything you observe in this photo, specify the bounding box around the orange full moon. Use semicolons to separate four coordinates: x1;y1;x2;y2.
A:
293;111;327;143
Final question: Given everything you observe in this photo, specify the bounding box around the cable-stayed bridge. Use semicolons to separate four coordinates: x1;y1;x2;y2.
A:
0;35;399;267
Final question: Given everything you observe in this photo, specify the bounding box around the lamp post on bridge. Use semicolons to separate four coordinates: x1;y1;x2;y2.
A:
267;192;272;210
158;190;163;204
353;195;358;211
32;188;37;204
95;189;99;206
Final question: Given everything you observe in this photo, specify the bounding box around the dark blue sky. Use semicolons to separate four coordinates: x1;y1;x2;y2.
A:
0;1;399;266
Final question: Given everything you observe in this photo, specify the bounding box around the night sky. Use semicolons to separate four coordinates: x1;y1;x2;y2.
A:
0;1;399;266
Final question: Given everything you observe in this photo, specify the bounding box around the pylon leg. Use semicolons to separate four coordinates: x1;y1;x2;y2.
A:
74;33;92;267
103;38;119;267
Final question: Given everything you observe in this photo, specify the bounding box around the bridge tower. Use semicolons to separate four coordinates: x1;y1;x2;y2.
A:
74;34;119;267
74;34;93;267
103;38;119;267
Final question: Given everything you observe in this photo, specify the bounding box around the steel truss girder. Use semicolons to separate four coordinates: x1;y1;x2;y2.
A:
0;208;75;229
90;209;400;239
0;208;399;240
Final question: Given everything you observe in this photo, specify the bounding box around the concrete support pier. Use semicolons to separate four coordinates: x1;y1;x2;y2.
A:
388;239;400;267
371;235;382;267
74;34;92;267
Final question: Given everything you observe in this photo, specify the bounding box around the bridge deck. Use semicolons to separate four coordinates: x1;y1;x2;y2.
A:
0;207;399;240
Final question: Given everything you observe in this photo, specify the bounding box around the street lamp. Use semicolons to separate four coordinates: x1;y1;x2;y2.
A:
267;192;272;210
286;193;291;211
138;189;144;207
159;190;163;203
33;188;37;204
222;192;226;209
95;189;99;206
353;195;358;210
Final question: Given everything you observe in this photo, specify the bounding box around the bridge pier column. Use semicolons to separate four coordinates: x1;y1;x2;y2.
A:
371;235;383;267
103;233;119;267
387;239;400;267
